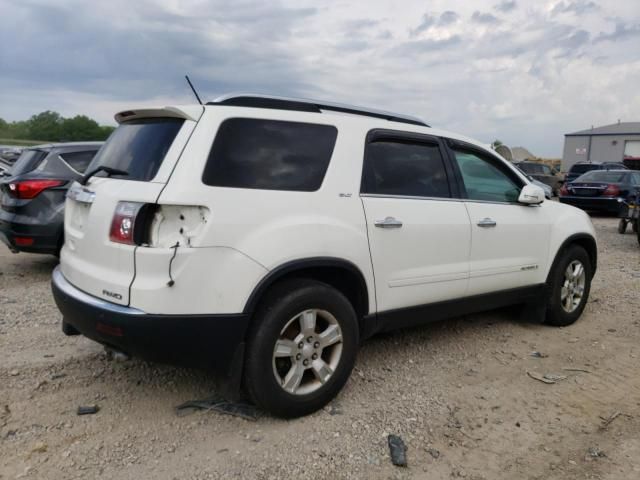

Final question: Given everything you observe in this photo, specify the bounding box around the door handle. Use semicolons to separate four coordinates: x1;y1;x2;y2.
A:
375;216;403;228
477;217;497;228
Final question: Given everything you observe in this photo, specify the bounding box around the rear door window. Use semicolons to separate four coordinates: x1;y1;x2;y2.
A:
202;118;337;191
59;150;99;174
361;139;451;198
86;118;184;181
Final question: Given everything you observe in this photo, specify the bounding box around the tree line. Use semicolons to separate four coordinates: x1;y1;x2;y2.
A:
0;111;115;142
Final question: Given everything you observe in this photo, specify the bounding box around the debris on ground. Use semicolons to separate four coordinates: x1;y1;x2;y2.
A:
387;434;408;467
586;446;606;459
562;367;592;373
599;411;632;430
526;371;555;384
77;405;100;415
426;447;440;459
175;395;259;421
543;373;567;382
530;351;548;358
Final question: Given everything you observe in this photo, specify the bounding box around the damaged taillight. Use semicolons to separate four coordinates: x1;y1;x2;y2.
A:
109;202;157;245
109;202;144;245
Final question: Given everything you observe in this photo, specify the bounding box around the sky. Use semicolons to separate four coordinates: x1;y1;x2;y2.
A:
1;0;639;157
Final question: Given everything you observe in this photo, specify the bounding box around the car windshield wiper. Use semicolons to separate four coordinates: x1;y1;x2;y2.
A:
81;166;129;185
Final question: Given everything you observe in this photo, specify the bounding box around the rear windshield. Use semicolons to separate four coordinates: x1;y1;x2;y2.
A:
518;163;544;174
86;118;184;181
575;171;629;183
9;149;49;176
570;164;600;174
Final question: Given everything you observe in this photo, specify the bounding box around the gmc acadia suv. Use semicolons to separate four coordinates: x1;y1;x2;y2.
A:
52;95;597;417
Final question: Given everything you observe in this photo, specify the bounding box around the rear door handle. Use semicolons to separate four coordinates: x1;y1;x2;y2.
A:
375;216;403;228
477;217;497;228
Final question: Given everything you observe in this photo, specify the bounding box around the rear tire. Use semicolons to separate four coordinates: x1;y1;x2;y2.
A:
544;245;592;327
244;279;359;418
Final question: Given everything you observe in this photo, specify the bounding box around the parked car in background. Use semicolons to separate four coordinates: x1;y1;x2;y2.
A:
0;142;102;255
0;147;23;165
565;162;628;183
515;161;562;196
560;169;640;215
52;94;597;418
513;165;553;199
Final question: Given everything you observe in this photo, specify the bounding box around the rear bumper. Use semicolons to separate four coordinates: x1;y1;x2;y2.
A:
51;266;249;378
0;208;62;254
559;196;623;214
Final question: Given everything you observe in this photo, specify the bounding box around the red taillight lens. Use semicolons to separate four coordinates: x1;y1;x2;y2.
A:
8;179;65;199
602;184;620;197
14;236;34;246
109;202;144;245
560;184;569;196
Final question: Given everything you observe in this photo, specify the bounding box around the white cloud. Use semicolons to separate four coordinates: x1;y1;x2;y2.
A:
0;0;639;157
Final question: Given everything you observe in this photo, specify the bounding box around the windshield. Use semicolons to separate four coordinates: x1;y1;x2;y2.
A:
86;118;184;181
575;171;628;183
8;149;49;176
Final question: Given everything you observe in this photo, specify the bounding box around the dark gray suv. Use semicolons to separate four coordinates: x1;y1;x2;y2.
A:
0;142;102;255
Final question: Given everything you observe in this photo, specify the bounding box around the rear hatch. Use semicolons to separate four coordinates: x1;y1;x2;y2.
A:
61;107;202;305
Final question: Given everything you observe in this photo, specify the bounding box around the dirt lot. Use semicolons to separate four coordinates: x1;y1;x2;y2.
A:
1;216;639;480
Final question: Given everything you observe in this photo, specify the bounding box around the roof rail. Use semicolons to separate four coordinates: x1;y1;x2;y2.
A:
207;93;429;127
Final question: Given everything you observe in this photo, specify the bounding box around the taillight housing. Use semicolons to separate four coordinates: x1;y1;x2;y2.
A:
8;179;65;199
109;202;144;245
560;184;569;196
109;202;156;245
602;184;620;197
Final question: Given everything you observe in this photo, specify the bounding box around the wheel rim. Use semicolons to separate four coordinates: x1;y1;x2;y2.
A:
560;260;586;313
272;309;343;396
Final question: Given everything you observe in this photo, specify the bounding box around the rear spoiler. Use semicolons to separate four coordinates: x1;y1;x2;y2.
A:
114;105;204;124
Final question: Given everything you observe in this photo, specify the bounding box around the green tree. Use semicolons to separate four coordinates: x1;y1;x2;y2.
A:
60;115;103;141
27;111;63;141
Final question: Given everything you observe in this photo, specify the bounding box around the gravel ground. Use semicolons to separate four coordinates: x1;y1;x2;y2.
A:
1;216;639;480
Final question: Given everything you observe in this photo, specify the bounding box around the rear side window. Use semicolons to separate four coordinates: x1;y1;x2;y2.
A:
10;149;49;175
86;118;184;181
361;140;450;198
202;118;337;191
59;150;98;173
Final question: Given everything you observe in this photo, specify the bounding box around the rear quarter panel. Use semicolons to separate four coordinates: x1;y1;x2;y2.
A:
132;108;377;315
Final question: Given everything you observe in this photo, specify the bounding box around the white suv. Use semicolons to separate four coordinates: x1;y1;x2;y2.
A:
52;94;597;417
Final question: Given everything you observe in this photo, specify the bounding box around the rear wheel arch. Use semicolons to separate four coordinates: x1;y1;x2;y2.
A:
243;257;370;321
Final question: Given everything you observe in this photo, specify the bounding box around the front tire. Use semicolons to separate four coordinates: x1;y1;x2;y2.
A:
544;245;592;326
244;279;359;418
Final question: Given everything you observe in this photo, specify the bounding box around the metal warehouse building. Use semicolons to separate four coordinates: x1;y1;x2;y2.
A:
562;121;640;172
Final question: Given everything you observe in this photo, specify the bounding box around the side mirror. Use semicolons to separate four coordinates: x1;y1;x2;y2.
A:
518;184;545;205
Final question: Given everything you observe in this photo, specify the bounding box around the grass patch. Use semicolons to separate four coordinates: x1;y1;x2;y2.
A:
0;138;49;146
